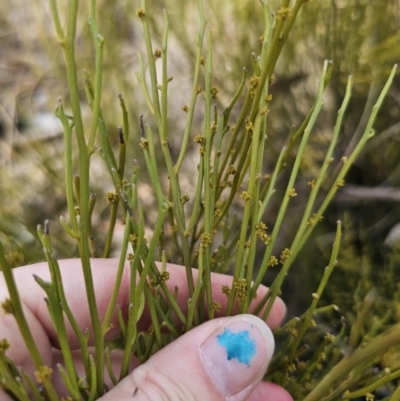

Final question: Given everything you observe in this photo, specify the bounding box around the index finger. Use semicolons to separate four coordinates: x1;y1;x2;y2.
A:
0;258;286;352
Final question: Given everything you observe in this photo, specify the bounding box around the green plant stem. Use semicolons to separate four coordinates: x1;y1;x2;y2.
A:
303;323;400;401
120;207;144;378
343;369;400;399
135;53;155;116
187;248;204;330
61;0;104;391
84;76;121;188
284;221;341;378
0;355;30;401
147;12;194;296
0;242;61;401
140;0;161;122
102;199;119;258
185;156;204;237
88;34;105;153
226;110;266;315
118;93;130;176
48;0;65;42
37;223;83;400
243;114;268;312
174;0;206;173
202;28;214;319
278;65;398;302
389;385;400;401
216;87;251;195
251;60;330;305
118;126;127;177
101;208;131;333
55;100;79;235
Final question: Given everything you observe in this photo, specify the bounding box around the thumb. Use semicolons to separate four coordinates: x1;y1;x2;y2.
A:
101;314;275;401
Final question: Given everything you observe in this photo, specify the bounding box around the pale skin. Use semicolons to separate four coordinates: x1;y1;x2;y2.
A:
0;259;293;401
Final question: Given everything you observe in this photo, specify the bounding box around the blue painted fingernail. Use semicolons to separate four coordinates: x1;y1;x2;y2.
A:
199;315;274;398
216;327;256;366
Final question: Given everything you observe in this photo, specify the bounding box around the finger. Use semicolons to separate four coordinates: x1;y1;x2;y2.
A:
3;259;286;349
0;259;131;350
100;315;275;401
247;382;293;401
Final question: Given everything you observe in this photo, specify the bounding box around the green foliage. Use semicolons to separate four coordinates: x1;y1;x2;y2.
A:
0;0;400;400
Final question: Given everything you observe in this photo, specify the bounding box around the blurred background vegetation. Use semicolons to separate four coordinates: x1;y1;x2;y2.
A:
0;0;399;328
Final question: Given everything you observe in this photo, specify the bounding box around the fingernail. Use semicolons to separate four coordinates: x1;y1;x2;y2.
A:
199;314;274;398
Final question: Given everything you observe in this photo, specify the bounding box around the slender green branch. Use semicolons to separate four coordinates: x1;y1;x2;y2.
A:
0;242;61;401
55;99;79;235
175;0;206;172
251;60;330;302
303;323;400;401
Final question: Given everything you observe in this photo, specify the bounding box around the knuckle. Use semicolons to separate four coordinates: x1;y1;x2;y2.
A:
129;364;198;401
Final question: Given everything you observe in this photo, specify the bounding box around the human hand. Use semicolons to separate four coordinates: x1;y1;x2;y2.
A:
0;259;293;401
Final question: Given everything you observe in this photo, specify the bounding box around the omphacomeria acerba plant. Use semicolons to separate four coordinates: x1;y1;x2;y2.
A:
0;0;399;400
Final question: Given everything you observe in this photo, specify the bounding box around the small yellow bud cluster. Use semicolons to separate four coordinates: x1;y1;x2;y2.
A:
126;253;134;261
211;301;222;312
221;285;231;296
239;191;252;202
227;165;236;175
181;195;190;204
308;180;315;188
264;94;273;102
219;180;233;189
288;188;297;197
135;8;146;19
268;255;279;267
129;234;138;245
234;278;248;300
249;75;260;89
280;248;292;264
35;365;53;383
194;134;205;144
200;232;213;247
214;208;222;217
307;213;323;226
1;299;14;314
140;138;148;149
277;7;291;19
324;333;335;342
153;49;161;58
211;86;219;99
0;339;10;353
106;192;118;204
245;121;255;132
256;222;271;245
336;179;345;187
160;271;170;282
